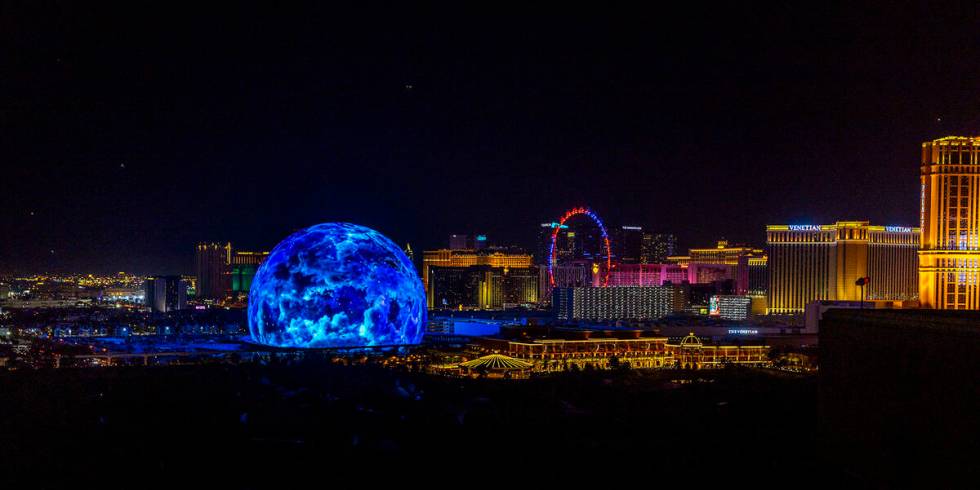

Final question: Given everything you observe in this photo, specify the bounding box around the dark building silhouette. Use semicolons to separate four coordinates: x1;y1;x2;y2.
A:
641;233;676;264
448;234;487;250
195;243;269;300
195;242;230;299
539;220;606;265
428;265;538;310
614;226;644;263
144;275;186;312
536;222;566;265
819;309;980;485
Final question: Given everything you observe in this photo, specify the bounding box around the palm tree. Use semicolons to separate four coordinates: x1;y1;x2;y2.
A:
608;355;621;370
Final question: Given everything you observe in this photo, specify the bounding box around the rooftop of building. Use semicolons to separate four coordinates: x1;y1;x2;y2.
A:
423;247;531;256
925;135;980;145
821;309;980;338
766;222;920;233
688;240;761;252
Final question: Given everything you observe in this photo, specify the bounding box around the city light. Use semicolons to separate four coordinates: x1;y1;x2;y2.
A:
548;206;612;287
1;9;973;482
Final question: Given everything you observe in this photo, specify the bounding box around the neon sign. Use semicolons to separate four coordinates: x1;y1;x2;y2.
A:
885;226;912;233
788;225;821;231
728;329;758;335
920;183;926;231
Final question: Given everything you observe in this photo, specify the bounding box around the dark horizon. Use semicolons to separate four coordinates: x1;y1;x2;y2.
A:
2;3;978;275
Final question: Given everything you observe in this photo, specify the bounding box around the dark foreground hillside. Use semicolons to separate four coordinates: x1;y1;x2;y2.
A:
2;361;831;485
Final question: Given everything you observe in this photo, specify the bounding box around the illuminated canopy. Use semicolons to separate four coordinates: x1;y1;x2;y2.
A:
679;332;703;348
460;354;533;370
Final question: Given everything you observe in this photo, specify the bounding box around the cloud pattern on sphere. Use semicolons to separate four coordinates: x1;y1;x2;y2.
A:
248;223;426;348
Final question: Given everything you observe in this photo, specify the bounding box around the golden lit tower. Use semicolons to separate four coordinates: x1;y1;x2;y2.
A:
686;240;767;295
919;136;980;309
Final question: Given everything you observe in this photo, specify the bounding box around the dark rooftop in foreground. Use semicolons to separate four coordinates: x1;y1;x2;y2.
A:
819;308;980;486
823;307;980;333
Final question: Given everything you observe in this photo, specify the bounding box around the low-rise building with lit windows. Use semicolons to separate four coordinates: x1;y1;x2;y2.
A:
471;331;769;371
553;286;686;321
709;295;752;320
605;263;687;287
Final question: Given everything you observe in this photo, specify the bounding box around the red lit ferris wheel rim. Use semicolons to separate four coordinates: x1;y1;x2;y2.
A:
548;207;612;287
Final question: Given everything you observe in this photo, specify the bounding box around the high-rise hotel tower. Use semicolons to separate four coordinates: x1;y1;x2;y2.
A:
919;136;980;309
767;222;918;314
195;242;231;300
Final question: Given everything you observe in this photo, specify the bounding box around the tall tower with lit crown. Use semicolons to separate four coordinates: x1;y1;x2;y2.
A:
919;136;980;309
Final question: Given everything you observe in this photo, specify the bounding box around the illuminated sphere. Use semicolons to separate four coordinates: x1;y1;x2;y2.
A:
247;222;426;348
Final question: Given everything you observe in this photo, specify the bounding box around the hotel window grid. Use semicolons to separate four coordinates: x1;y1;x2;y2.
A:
766;223;918;314
919;137;980;309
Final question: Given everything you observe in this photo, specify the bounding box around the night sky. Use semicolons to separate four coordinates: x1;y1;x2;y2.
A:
2;3;978;274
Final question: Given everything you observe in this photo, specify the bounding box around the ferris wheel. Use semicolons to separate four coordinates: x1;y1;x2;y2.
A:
547;206;612;287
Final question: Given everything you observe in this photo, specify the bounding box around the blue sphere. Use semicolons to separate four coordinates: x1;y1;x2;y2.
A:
247;223;426;348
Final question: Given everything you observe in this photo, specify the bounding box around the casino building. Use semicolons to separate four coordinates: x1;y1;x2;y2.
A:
688;241;766;295
194;242;269;301
471;331;769;371
423;249;536;309
767;222;919;314
747;255;768;296
607;261;751;289
553;286;686;321
144;275;186;313
668;241;767;296
918;136;980;309
709;295;752;320
229;250;270;294
195;242;231;299
427;265;539;310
